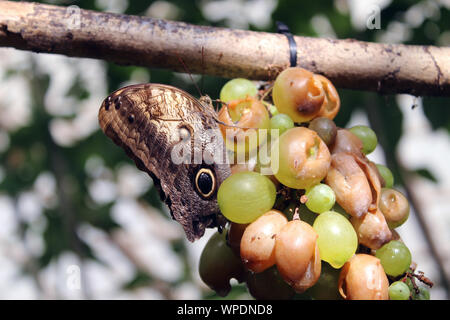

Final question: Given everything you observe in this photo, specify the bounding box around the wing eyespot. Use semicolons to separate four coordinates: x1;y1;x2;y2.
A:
195;168;216;199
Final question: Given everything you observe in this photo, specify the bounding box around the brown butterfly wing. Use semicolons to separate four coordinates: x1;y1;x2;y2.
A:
98;83;231;241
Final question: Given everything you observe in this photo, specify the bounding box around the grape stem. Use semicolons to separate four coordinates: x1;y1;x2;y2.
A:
403;273;420;295
401;268;434;296
259;84;274;104
212;116;258;130
413;271;434;288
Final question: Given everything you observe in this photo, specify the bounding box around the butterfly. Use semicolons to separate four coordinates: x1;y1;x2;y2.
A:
98;83;231;241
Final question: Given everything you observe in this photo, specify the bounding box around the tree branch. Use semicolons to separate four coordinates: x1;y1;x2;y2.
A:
0;1;449;96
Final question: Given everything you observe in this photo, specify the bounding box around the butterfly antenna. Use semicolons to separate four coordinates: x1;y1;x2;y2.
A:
212;116;258;130
201;46;205;94
154;116;183;122
211;98;226;112
176;55;203;98
260;83;274;101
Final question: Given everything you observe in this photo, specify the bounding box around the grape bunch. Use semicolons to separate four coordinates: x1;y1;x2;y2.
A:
199;68;432;300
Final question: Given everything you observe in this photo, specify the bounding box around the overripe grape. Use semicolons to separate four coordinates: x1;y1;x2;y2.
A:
314;74;340;120
330;129;364;157
218;97;270;155
271;127;331;189
325;152;373;218
240;210;288;273
275;219;321;292
338;254;389;300
351;209;392;250
272;67;325;122
379;188;410;229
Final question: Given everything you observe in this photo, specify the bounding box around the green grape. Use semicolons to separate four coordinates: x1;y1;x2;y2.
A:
349;125;378;155
414;287;430;300
217;172;276;224
246;266;295;300
389;281;410;300
307;261;342;300
270;113;294;136
308;117;337;146
375;240;412;277
305;183;336;214
313;211;358;268
220;78;258;103
376;164;394;188
199;231;246;297
268;104;279;116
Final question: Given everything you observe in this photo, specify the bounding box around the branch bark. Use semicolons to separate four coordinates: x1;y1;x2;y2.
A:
0;1;449;96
